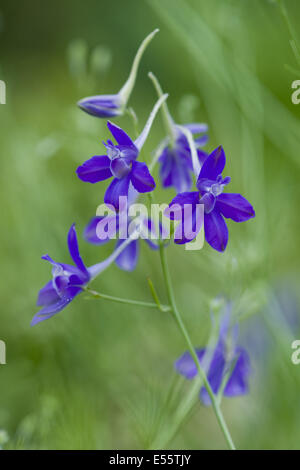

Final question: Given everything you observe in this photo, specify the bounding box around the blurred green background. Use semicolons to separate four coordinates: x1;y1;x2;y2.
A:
0;0;300;449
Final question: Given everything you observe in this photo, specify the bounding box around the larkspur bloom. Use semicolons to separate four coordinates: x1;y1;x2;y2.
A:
32;224;135;325
175;308;251;405
159;123;208;193
78;29;159;118
76;94;168;211
165;146;255;251
148;72;208;193
84;213;162;271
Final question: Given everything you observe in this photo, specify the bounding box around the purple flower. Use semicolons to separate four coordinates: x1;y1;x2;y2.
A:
78;94;123;118
165;146;255;251
77;121;155;210
77;94;167;211
32;224;90;325
175;312;251;406
77;29;159;118
159;123;208;193
84;213;162;272
32;224;132;325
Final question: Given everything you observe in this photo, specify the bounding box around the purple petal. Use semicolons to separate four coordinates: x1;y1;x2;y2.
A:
130;161;156;193
195;135;209;147
67;224;89;275
77;94;123;118
216;193;255;222
198;146;226;181
76;155;112;183
165;192;200;221
104;175;131;211
174;204;203;244
36;280;60;307
114;239;139;271
184;123;208;135
107;121;135;147
159;147;174;188
84;216;118;245
224;347;251;397
110;157;131;179
175;348;206;380
200;344;226;405
204;209;228;252
159;145;193;193
31;292;79;326
200;192;216;214
197;149;209;165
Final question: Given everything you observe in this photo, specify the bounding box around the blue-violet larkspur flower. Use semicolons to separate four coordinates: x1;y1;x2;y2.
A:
76;94;168;211
175;310;251;405
32;224;135;325
165;146;255;251
159;123;208;193
77;29;159;118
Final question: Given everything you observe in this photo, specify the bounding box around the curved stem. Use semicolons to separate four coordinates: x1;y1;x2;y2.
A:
85;287;170;312
134;93;168;150
148;72;176;143
119;29;159;103
159;245;236;450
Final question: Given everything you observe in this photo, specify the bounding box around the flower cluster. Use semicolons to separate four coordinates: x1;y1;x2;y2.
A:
33;30;255;448
33;29;255;323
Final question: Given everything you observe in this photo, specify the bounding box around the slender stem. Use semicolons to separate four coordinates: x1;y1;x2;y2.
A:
85;287;170;312
148;72;177;143
159;245;236;450
119;29;159;102
134;93;168;150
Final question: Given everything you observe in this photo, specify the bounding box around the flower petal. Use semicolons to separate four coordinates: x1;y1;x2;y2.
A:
31;292;79;326
77;94;123;118
165;192;200;221
197;149;209;165
224;347;251;397
76;155;112;183
204;209;228;252
84;216;118;245
110;157;131;179
184;123;208;135
174;204;203;244
67;224;89;276
216;193;255;222
175;348;206;380
114;239;139;271
104;175;131;211
200;344;226;405
130;161;156;193
107;121;135;147
36;280;60;307
198;146;226;181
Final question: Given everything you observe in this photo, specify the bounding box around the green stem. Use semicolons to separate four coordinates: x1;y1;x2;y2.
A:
85;287;170;312
119;29;159;103
148;72;177;144
159;245;236;450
